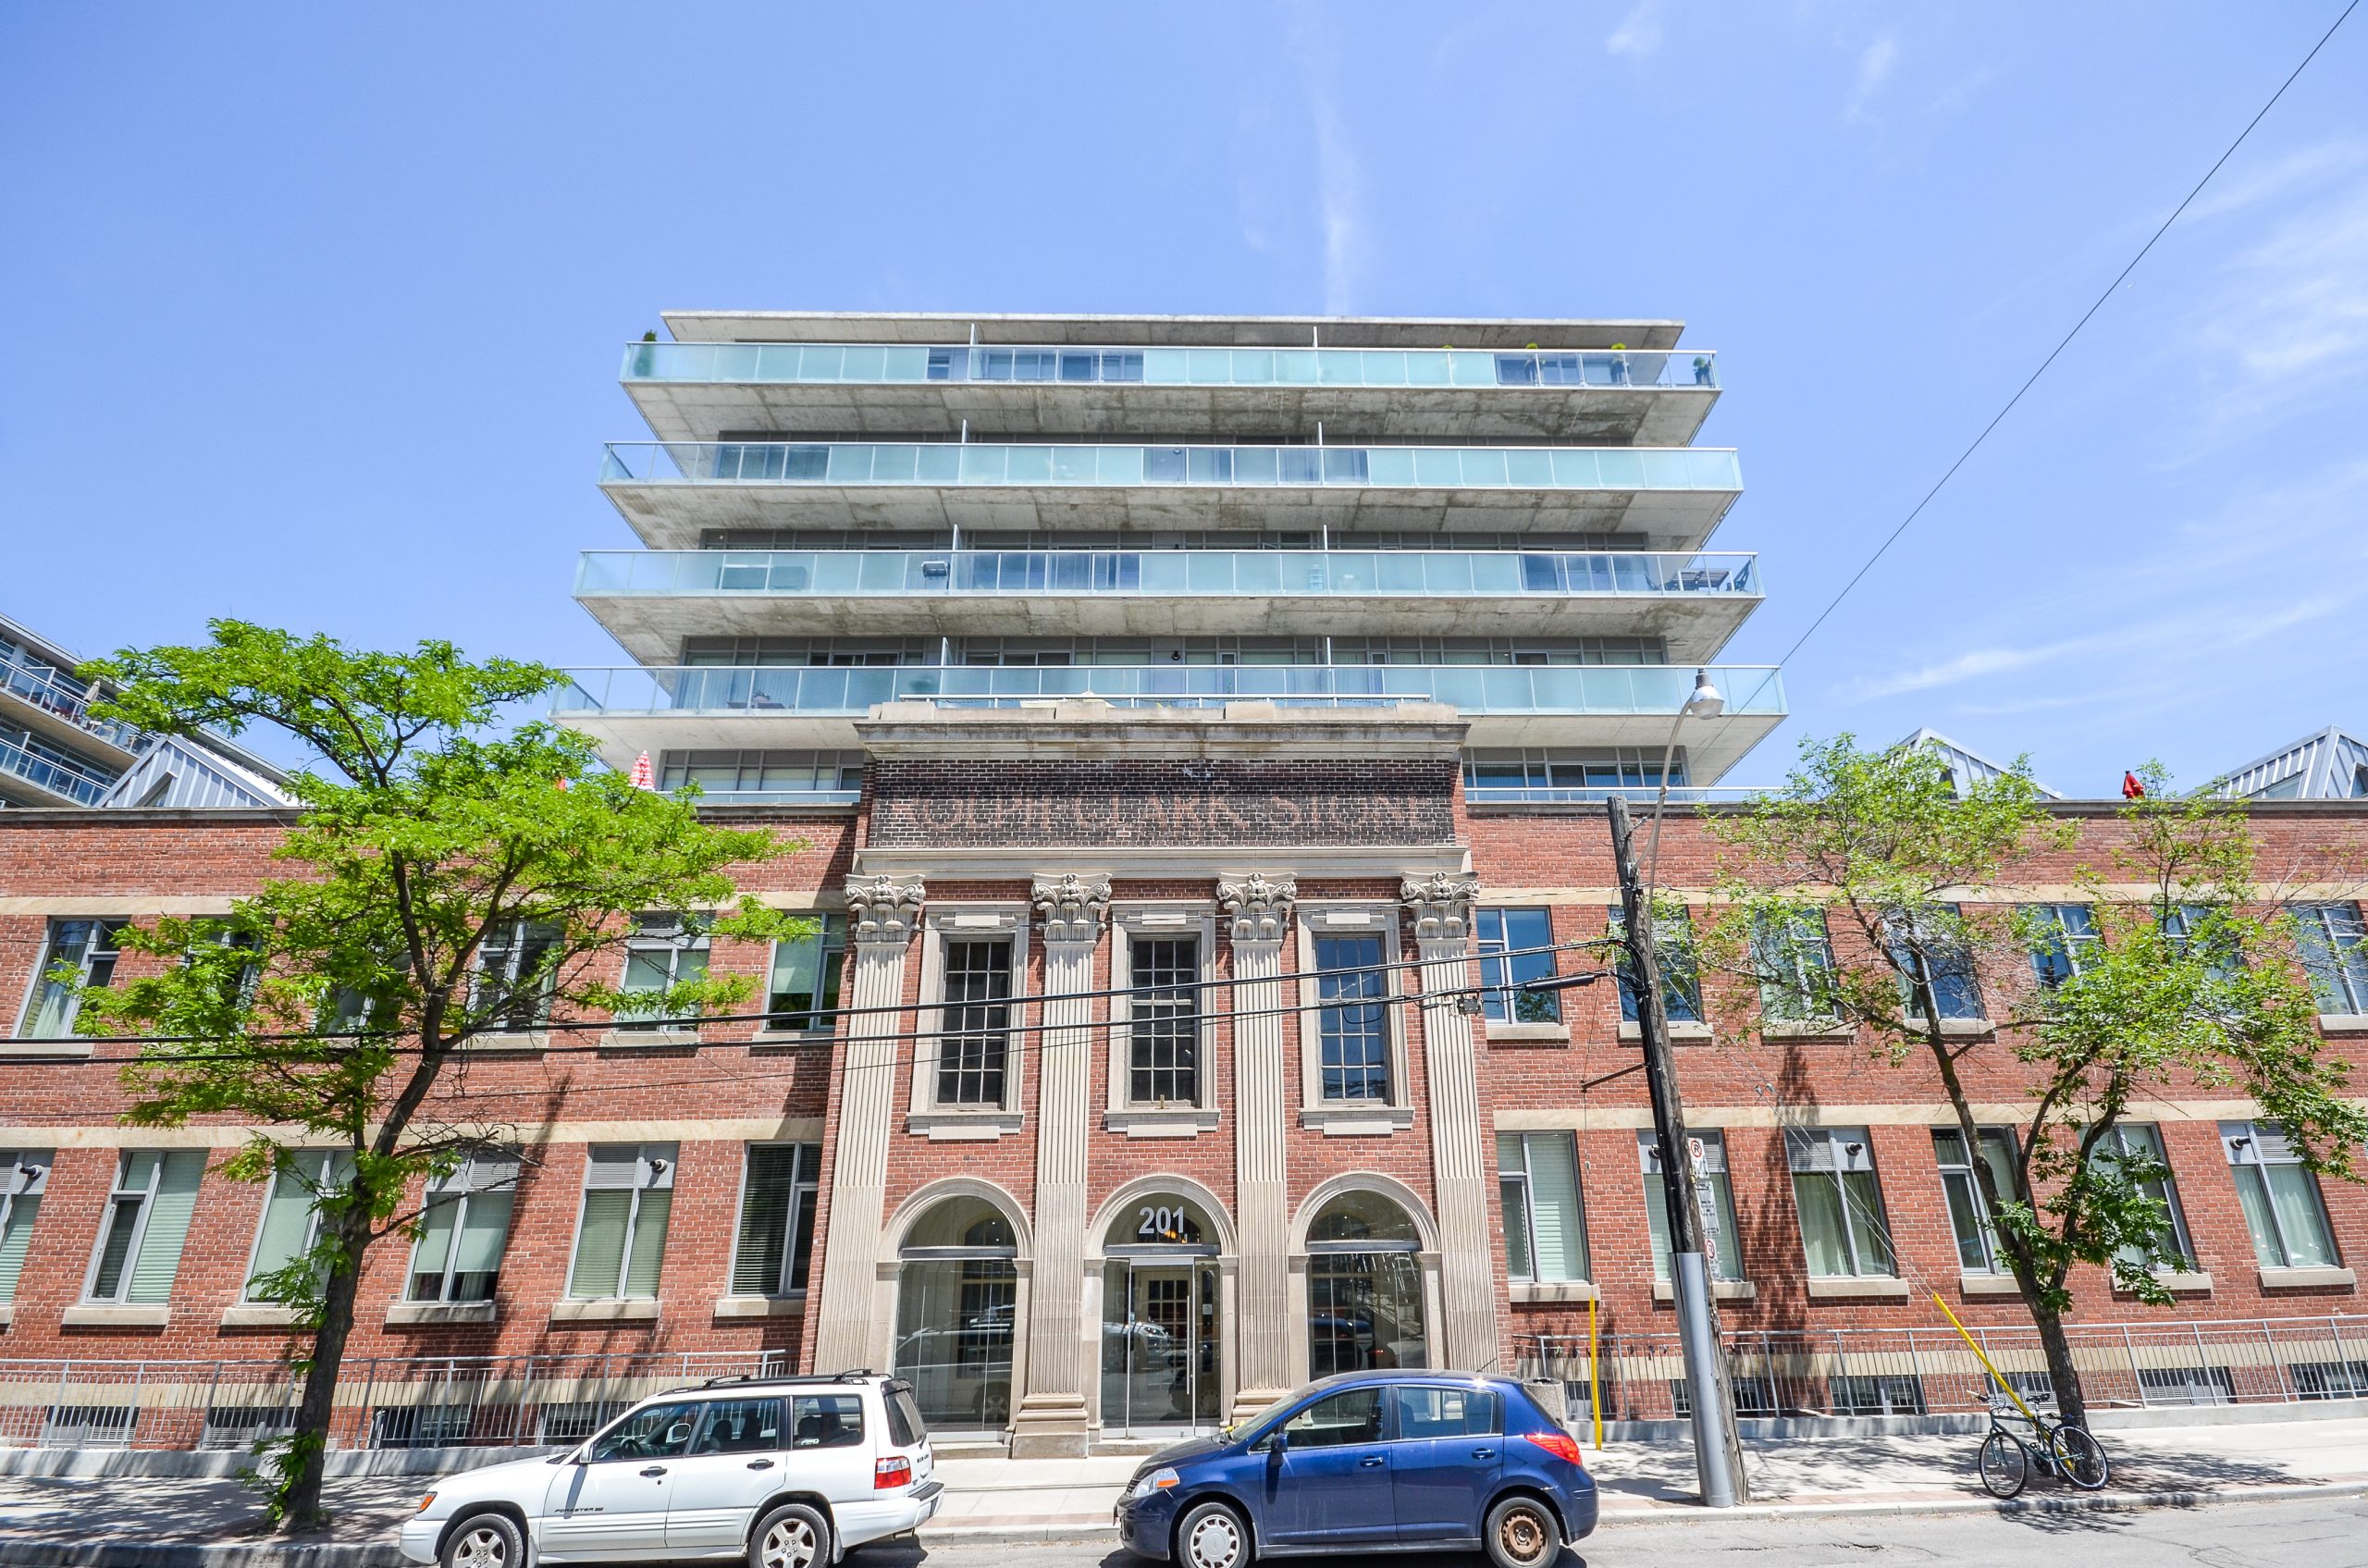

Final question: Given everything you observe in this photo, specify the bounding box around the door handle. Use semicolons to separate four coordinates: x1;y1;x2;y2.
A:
640;1465;668;1477
746;1459;775;1470
1472;1448;1497;1460
1360;1455;1386;1468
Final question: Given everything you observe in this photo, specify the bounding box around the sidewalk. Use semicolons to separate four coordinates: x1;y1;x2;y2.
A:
1;1418;2364;1565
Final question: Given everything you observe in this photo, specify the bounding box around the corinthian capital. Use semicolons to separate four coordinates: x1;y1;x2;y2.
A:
1400;872;1481;943
1217;872;1298;945
1032;873;1112;945
845;874;926;947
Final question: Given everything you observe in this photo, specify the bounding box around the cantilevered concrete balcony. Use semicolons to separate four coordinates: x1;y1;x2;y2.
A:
622;339;1718;445
0;733;118;808
0;663;139;771
598;440;1742;551
574;548;1764;661
550;663;1786;780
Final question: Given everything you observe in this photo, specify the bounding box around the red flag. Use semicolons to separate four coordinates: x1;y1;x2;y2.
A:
2121;772;2146;800
629;751;656;790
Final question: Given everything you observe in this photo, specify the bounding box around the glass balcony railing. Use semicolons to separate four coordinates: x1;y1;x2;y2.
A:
0;735;117;805
551;664;1786;720
623;341;1718;390
574;549;1760;600
0;662;140;749
601;440;1741;493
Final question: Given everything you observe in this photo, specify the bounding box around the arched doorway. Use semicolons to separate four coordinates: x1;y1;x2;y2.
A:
1305;1189;1428;1376
1099;1191;1223;1437
894;1194;1018;1434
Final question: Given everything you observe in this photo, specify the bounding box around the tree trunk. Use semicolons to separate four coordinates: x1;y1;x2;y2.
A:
277;1205;369;1532
2026;1290;2089;1431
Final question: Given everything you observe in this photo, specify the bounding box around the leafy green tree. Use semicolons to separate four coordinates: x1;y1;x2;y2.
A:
71;623;802;1530
1704;738;2364;1430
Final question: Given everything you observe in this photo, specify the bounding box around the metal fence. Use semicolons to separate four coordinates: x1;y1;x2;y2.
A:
1517;1314;2368;1422
0;1351;788;1451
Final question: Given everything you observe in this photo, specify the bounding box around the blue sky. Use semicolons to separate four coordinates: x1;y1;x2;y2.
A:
4;2;2362;794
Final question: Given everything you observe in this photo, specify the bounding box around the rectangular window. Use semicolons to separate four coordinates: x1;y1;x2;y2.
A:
566;1143;676;1299
1786;1129;1896;1278
2027;904;2099;988
1476;908;1559;1023
731;1142;821;1296
244;1149;353;1302
764;915;846;1031
408;1148;520;1303
2295;903;2368;1015
1314;933;1390;1102
1887;906;1984;1020
937;939;1013;1105
0;1153;50;1302
474;920;561;1028
1640;1130;1743;1281
1497;1132;1589;1283
617;914;709;1023
1933;1127;2019;1273
1127;936;1201;1104
18;919;126;1038
1753;911;1837;1023
2090;1123;2195;1272
84;1150;204;1303
2223;1121;2338;1269
1830;1375;1927;1416
787;1392;864;1449
1392;1385;1501;1438
1609;905;1704;1024
697;1398;787;1453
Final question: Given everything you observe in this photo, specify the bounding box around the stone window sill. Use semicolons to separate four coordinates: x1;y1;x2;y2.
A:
1917;1018;1994;1039
2318;1014;2368;1034
0;1038;92;1060
1488;1022;1571;1045
1650;1278;1756;1303
222;1303;303;1327
1762;1021;1856;1042
1806;1275;1911;1301
1618;1021;1713;1044
749;1031;832;1053
0;1303;12;1328
551;1298;660;1323
2119;1271;2214;1295
1959;1272;2022;1297
1510;1280;1598;1304
1104;1106;1221;1139
601;1028;701;1050
388;1301;499;1327
461;1031;546;1054
62;1303;170;1327
2260;1266;2356;1290
1299;1105;1415;1137
712;1294;807;1319
906;1110;1023;1142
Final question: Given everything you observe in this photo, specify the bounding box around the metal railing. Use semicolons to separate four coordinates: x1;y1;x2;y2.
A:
551;662;1787;720
1517;1314;2368;1422
0;664;139;750
598;440;1743;494
623;341;1719;391
0;735;117;805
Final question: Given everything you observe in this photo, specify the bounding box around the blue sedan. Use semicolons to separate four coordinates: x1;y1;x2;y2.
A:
1114;1371;1595;1568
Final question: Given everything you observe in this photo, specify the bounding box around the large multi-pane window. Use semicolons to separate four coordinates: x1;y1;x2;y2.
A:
1475;909;1558;1023
1314;934;1390;1102
0;1152;49;1303
2090;1124;2195;1273
84;1151;204;1303
937;939;1013;1105
616;914;709;1023
1786;1129;1896;1278
1497;1133;1589;1283
2294;903;2368;1014
2223;1121;2339;1269
1641;1130;1743;1281
566;1143;676;1299
1887;906;1984;1020
2027;904;2100;988
1753;911;1838;1023
764;915;845;1031
1933;1127;2019;1274
1610;905;1704;1025
731;1142;822;1296
1127;936;1201;1104
245;1149;353;1302
408;1148;520;1303
18;919;125;1039
473;920;561;1030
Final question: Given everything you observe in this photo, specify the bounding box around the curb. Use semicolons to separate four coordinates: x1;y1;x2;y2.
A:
0;1544;399;1568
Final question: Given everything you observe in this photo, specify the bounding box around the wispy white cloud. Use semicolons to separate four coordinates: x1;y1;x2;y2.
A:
1844;35;1898;121
1285;7;1364;314
1606;1;1662;58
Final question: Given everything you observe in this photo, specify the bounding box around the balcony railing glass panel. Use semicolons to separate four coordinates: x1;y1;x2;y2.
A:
0;735;116;805
622;342;1717;390
0;663;140;750
600;440;1741;492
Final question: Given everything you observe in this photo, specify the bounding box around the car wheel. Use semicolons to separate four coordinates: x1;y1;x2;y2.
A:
749;1501;832;1568
1484;1495;1560;1568
440;1512;524;1568
1176;1500;1251;1568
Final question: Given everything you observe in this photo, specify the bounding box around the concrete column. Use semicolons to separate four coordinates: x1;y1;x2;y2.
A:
1009;873;1109;1458
1219;872;1297;1417
812;874;926;1376
1401;872;1497;1369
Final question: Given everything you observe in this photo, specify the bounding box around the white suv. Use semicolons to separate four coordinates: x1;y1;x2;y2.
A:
399;1373;940;1568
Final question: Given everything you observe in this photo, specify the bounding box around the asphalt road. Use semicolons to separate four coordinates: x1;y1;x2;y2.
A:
872;1493;2368;1568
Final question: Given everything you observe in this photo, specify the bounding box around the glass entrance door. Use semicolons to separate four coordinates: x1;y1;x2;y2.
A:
1101;1260;1220;1436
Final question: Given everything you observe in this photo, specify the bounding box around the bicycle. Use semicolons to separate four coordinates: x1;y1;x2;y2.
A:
1976;1390;2111;1498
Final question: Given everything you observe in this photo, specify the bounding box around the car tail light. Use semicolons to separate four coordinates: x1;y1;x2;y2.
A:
875;1456;913;1489
1524;1430;1585;1466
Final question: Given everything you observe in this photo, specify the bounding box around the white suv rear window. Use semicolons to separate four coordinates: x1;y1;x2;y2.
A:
791;1392;864;1448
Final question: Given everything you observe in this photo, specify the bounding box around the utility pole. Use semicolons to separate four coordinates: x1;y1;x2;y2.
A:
1608;794;1747;1506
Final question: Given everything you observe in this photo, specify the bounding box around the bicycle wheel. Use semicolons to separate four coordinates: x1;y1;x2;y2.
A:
2049;1424;2110;1491
1979;1428;2029;1499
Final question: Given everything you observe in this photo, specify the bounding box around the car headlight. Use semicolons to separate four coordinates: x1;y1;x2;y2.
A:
1129;1466;1179;1499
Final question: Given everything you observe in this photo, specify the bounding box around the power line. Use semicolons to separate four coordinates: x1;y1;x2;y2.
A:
1734;0;2358;714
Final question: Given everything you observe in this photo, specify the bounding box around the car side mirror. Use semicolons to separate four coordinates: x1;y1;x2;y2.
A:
1269;1430;1289;1457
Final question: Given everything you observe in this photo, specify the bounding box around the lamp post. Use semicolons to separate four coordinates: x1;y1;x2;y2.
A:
1609;669;1748;1507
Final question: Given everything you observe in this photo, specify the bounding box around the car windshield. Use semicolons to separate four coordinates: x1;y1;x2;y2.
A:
1226;1385;1316;1442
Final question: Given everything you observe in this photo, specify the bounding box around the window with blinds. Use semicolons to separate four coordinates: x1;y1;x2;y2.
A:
409;1148;521;1303
0;1153;49;1303
567;1143;677;1300
84;1150;204;1303
731;1143;822;1296
244;1149;354;1302
1497;1132;1589;1283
